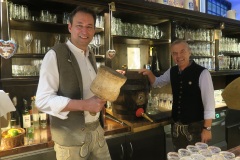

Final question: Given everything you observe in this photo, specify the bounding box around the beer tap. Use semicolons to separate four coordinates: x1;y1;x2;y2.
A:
136;108;154;123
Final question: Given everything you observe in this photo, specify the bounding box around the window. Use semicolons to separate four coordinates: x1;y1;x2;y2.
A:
206;0;231;16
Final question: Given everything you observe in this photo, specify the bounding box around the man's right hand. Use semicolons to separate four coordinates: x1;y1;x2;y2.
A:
62;96;106;113
138;69;156;85
86;96;106;113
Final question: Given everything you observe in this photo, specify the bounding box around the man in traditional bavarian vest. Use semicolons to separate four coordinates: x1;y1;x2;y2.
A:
139;39;215;151
36;6;111;160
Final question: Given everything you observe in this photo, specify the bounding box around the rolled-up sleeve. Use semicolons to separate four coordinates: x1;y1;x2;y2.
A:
152;68;171;88
35;50;70;119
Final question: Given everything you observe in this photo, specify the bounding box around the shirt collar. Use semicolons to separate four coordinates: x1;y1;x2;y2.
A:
178;60;193;74
66;40;89;57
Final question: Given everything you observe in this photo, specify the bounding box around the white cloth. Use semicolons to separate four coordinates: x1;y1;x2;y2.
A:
153;68;215;120
35;40;99;122
0;90;16;117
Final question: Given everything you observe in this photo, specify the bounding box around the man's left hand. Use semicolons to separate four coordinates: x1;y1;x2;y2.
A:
116;70;125;75
201;129;212;143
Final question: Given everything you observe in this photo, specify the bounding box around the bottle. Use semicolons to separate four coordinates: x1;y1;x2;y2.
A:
22;99;34;144
39;111;47;129
10;97;21;128
22;99;31;128
184;0;194;10
146;92;159;115
151;48;161;76
31;96;39;129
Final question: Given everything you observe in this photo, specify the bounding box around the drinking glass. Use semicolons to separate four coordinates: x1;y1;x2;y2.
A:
40;10;48;22
94;34;102;55
8;1;13;19
52;14;57;23
146;94;159;115
13;4;20;19
186;145;199;154
179;156;191;160
96;15;104;28
167;152;179;160
63;12;69;24
54;34;61;45
89;39;96;54
219;151;235;160
178;149;191;158
195;142;208;150
20;5;27;20
207;146;221;155
198;149;212;157
24;32;33;53
190;153;205;160
212;154;225;160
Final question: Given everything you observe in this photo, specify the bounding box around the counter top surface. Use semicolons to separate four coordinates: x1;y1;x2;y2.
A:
0;104;230;157
0;116;130;157
228;145;240;157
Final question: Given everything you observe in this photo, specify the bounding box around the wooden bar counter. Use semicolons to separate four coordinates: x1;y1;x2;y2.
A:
0;105;231;159
0;116;130;157
228;145;240;157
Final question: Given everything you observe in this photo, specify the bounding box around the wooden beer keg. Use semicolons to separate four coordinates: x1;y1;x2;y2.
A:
112;70;150;120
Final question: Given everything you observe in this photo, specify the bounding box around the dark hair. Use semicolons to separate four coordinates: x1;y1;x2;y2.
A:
69;6;96;26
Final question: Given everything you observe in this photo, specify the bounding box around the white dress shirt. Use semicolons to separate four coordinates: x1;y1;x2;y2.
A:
153;67;215;120
36;40;99;122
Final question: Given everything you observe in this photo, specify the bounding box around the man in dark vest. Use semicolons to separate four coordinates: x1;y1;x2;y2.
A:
139;39;215;151
35;6;111;160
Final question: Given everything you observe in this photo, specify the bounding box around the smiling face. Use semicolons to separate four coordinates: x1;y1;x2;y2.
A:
68;11;95;52
171;41;191;71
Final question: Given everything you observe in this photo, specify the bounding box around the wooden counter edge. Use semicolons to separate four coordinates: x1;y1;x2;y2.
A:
228;145;240;157
0;141;54;157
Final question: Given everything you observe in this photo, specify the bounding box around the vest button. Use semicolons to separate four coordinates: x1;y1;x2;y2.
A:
178;111;181;114
180;81;183;84
179;96;181;98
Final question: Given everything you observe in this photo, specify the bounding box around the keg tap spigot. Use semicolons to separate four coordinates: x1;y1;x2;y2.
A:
136;108;154;123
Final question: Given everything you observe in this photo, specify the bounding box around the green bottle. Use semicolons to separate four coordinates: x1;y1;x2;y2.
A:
22;99;34;144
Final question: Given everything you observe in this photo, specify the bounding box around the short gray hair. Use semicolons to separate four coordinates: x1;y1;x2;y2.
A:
171;39;190;51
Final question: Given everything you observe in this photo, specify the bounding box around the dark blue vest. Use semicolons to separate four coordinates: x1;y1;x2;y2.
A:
170;61;205;124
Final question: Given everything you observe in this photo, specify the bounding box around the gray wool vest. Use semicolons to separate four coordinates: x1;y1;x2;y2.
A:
50;43;98;146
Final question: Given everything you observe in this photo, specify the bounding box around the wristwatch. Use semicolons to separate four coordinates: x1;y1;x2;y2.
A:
203;126;211;131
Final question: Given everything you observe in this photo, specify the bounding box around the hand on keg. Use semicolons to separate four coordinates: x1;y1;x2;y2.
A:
116;69;125;75
87;96;106;116
138;69;156;85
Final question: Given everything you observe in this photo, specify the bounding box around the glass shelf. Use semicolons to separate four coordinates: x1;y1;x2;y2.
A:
10;19;104;34
112;35;170;45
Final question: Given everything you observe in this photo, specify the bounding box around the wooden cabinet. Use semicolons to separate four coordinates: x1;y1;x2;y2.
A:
1;0;240;86
106;126;166;160
0;0;105;106
2;20;104;78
